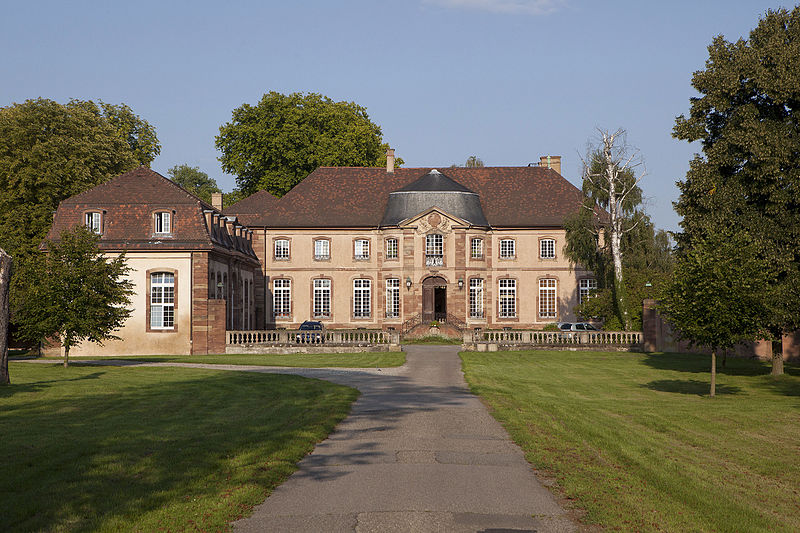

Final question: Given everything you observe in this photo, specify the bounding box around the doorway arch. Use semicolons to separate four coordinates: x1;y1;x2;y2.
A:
422;276;447;322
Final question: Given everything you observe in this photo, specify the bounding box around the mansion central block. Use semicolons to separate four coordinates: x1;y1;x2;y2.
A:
47;153;595;356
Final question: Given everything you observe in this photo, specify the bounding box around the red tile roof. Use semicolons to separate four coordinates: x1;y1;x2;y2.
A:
224;166;583;228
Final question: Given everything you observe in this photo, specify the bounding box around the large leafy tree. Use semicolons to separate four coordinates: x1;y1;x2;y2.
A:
167;164;221;203
15;227;133;367
216;91;399;197
662;231;770;396
0;98;159;262
673;7;800;375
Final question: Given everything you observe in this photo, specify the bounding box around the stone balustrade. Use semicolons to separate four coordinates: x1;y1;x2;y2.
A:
465;330;644;351
227;329;400;347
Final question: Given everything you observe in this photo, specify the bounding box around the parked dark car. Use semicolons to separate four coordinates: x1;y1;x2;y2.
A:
296;321;325;344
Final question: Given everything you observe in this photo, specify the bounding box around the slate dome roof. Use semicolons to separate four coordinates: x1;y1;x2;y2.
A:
380;169;490;227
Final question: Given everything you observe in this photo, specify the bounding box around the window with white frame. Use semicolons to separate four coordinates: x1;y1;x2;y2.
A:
499;239;515;259
470;238;483;259
314;239;330;260
386;279;400;318
273;279;291;318
539;278;557;318
540;238;556;259
274;239;290;260
579;278;597;305
353;279;371;318
354;239;370;260
150;272;175;329
244;279;249;329
469;278;484;318
154;212;171;234
386;238;398;260
425;234;443;266
313;279;331;318
498;279;516;318
85;212;102;234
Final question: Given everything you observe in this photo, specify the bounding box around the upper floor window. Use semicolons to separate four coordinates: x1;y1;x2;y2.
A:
500;239;515;259
314;239;330;261
540;238;556;259
470;238;483;259
386;238;399;260
150;272;175;329
275;239;290;260
85;212;102;234
355;239;370;260
579;278;597;305
154;212;171;234
426;234;443;266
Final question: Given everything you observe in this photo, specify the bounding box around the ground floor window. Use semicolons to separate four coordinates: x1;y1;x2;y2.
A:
470;278;484;318
314;279;331;318
273;279;291;318
498;279;516;318
386;279;400;318
579;278;597;305
353;279;371;318
539;278;557;318
150;272;174;329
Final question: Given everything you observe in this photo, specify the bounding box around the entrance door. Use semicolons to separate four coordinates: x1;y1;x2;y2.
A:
422;276;447;322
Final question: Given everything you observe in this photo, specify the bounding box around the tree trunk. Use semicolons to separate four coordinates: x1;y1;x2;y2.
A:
0;247;12;385
710;349;716;398
603;135;632;331
771;339;784;376
63;339;70;368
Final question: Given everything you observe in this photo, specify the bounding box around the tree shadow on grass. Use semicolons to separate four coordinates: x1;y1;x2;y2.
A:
0;370;105;398
642;379;742;396
638;352;799;377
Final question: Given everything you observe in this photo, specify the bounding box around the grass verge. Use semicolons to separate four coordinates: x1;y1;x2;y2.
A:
460;350;800;532
34;352;406;368
1;362;358;532
404;336;461;345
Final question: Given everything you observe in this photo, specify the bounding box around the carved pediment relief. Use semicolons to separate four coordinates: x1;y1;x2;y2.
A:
399;207;467;235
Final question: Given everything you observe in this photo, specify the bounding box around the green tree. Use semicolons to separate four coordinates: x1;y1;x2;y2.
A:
167;164;221;203
15;227;133;367
96;102;160;166
465;155;485;168
0;98;156;262
662;231;770;396
216;91;399;197
673;7;800;375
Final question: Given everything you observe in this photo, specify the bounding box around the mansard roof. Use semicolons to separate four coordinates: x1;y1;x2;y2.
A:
224;166;583;228
48;166;258;261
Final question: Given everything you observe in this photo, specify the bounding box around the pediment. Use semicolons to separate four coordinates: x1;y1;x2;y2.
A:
397;207;470;234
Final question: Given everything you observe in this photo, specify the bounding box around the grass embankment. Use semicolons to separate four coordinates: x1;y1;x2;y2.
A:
460;350;800;532
404;336;461;345
1;363;359;532
35;352;406;368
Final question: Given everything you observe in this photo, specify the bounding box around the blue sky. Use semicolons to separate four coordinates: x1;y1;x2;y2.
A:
1;0;790;232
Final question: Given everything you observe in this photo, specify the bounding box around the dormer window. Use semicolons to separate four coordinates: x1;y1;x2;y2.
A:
154;212;171;234
85;212;102;234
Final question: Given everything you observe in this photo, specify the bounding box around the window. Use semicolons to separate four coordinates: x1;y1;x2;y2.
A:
353;279;371;318
499;279;516;318
579;278;597;305
499;239;515;259
425;234;443;266
154;212;171;234
244;279;249;329
386;279;400;318
150;272;175;329
273;279;291;318
274;239;290;260
469;278;484;318
386;238;398;260
540;238;556;259
313;279;331;318
314;239;330;261
85;212;102;234
470;238;483;259
354;239;370;260
539;278;557;318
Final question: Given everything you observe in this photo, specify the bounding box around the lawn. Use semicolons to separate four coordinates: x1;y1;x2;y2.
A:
32;351;406;368
1;362;359;532
460;350;800;532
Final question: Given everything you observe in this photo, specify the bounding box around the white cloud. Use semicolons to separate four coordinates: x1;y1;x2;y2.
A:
423;0;567;16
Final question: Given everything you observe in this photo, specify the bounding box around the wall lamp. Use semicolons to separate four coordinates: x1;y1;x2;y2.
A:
458;278;464;290
406;276;412;289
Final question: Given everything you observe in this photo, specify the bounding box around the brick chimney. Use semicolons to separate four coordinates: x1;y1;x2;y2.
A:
211;192;223;211
539;155;561;175
386;148;395;173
